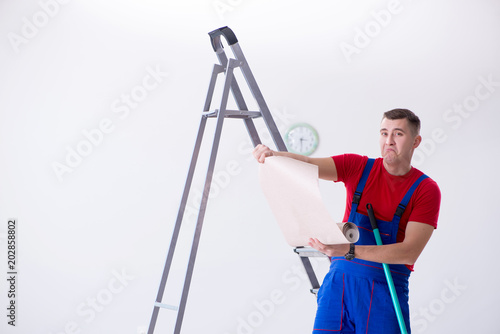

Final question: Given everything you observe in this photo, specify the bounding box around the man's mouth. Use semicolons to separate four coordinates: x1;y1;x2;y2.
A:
385;148;396;154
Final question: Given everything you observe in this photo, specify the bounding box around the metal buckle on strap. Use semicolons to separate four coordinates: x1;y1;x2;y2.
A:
352;191;362;205
395;204;406;217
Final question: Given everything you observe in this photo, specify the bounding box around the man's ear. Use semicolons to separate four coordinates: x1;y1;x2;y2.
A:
413;135;422;149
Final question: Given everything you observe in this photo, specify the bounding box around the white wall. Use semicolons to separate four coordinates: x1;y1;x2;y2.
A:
1;0;499;333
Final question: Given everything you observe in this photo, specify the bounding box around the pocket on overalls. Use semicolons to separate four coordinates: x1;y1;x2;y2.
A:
314;271;345;331
378;220;397;245
380;228;393;244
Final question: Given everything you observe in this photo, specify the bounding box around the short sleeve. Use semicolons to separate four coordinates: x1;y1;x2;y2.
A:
332;154;368;184
408;178;441;229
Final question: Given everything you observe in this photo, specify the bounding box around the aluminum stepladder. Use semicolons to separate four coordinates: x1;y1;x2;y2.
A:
147;26;322;334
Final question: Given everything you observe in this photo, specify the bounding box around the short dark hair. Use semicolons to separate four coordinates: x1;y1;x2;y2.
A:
383;108;421;136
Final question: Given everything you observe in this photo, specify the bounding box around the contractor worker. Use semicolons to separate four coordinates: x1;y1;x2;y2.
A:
253;108;441;333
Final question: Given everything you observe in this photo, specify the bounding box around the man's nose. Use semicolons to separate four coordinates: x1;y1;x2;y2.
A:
386;134;395;145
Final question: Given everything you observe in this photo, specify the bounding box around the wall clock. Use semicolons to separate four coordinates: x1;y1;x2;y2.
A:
284;123;319;156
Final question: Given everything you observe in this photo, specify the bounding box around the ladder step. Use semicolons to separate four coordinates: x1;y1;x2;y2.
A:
154;302;179;311
294;247;328;258
202;109;262;119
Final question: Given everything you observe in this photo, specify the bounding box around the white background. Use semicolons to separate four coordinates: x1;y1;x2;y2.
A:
1;0;499;333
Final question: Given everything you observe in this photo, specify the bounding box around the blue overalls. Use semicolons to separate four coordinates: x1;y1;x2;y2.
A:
313;159;428;334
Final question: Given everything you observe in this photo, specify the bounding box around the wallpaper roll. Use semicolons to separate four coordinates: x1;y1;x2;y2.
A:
259;156;359;247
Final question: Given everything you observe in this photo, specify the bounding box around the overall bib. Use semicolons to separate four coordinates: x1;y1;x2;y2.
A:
313;159;428;334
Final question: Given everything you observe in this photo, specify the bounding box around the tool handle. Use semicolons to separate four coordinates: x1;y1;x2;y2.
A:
366;203;408;334
382;263;408;334
208;26;238;51
366;203;378;230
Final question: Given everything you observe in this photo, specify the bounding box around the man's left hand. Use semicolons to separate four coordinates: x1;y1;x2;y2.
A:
308;238;350;257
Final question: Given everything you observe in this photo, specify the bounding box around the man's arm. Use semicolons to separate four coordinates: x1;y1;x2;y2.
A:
309;221;434;265
252;144;338;181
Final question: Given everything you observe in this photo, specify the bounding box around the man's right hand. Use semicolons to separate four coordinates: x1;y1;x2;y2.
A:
253;144;275;163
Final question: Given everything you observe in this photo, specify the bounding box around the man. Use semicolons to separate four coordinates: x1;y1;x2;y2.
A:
253;109;441;333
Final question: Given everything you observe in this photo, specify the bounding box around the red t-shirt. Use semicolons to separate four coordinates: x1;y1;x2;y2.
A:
332;154;441;243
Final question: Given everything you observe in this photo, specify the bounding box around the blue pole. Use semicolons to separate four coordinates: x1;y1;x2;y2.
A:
366;203;408;334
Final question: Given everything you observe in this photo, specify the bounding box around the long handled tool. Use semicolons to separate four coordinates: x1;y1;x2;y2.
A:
366;203;408;334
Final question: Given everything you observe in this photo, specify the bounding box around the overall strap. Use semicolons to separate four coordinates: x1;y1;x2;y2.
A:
348;158;375;222
393;174;429;223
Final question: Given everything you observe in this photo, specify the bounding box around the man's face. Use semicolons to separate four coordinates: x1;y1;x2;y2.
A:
379;118;421;166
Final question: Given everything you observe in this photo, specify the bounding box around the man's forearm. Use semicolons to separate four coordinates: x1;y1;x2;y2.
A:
355;243;419;265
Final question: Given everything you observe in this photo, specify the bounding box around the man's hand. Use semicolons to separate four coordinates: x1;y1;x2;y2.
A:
308;238;350;257
253;144;275;163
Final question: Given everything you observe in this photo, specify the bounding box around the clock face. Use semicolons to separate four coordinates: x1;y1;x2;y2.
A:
285;123;319;156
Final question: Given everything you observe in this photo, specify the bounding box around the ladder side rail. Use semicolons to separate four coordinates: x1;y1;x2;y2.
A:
299;254;321;292
149;60;223;333
147;115;209;334
173;59;239;334
203;64;226;112
214;49;262;147
230;43;287;151
243;118;262;147
215;50;249;111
